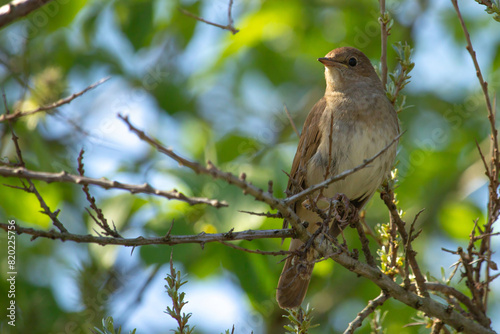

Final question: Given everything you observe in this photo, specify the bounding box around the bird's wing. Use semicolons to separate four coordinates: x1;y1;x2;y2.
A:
283;97;326;228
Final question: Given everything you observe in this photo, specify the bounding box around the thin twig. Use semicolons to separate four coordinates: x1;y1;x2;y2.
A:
178;0;239;35
284;103;300;138
239;210;281;218
344;291;390;334
379;0;389;87
355;218;376;267
78;149;121;237
0;77;110;122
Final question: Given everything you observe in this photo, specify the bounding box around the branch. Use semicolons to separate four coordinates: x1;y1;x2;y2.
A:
117;114;495;333
2;91;68;233
325;250;495;334
0;0;53;30
344;291;390;334
78;149;121;238
118;113;306;233
452;0;499;313
381;186;428;297
179;0;239;35
451;0;495;145
425;282;491;327
0;77;110;122
0;166;227;208
379;0;390;87
0;223;293;246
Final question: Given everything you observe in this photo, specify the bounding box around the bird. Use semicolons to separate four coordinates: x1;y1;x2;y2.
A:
276;47;399;309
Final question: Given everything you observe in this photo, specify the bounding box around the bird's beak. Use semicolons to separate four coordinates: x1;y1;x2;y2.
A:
318;57;346;68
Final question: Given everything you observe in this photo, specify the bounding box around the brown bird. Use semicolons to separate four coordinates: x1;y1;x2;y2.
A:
276;47;399;309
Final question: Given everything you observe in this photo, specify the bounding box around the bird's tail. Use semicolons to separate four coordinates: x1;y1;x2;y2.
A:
276;239;315;309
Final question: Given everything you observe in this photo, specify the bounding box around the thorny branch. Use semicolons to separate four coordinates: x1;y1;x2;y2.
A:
0;107;496;333
0;166;227;208
0;3;497;331
451;0;499;317
77;149;121;238
0;222;293;246
118;116;493;333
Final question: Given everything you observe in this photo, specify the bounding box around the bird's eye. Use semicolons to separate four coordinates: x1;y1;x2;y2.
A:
348;57;357;67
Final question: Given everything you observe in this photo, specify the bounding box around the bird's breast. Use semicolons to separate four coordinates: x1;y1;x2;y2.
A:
306;104;397;203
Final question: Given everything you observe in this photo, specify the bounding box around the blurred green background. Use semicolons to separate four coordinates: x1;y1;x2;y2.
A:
0;0;499;333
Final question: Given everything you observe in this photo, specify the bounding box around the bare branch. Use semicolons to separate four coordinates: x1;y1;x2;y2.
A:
344;291;390;334
0;222;294;246
425;282;491;327
0;0;53;30
0;77;110;122
0;166;227;208
179;0;239;35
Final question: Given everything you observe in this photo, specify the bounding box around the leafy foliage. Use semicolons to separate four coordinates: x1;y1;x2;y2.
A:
93;317;137;334
164;253;195;334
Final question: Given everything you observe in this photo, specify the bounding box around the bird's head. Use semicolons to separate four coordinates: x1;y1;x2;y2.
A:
318;47;381;91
